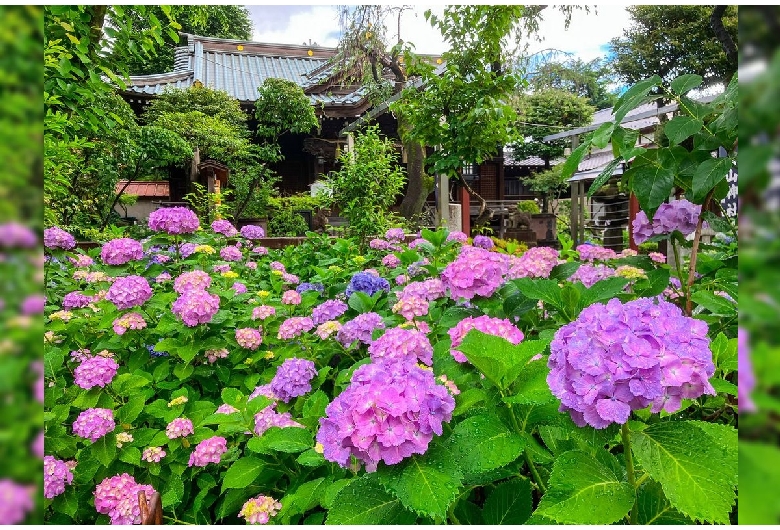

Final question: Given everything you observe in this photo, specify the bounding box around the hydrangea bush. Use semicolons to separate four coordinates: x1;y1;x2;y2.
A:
43;207;738;524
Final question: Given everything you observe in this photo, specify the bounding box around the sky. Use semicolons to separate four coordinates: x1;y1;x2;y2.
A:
245;5;633;63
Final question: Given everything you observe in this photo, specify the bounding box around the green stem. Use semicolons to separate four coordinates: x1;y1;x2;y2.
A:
524;449;547;494
622;423;639;525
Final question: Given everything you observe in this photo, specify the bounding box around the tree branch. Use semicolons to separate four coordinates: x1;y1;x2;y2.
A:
710;6;737;80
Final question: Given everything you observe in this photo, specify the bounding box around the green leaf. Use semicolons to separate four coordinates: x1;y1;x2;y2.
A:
637;480;692;524
117;394;146;424
690;291;736;316
586;158;623;198
246;426;311;454
511;278;562;309
590;122;614;149
220;387;244;408
161;474;185;508
709;378;737;396
701;211;733;235
691;157;733;203
279;478;330;522
631;421;737;523
503;359;555;405
118;446;141;466
217;489;257;521
482;477;533;525
347;291;375;313
325;476;416;525
710;333;737;374
670;74;703;96
580;277;631;309
452;500;483;525
613;75;661;124
302;390;329;418
377;450;462;519
90;433;117;468
222;456;265;492
535;450;635;524
549;262;581;282
44;347;65;378
457;331;550;390
296;449;326;467
112;373;150;395
447;414;525;475
739;441;780;524
632;268;671;298
628;155;675;217
559;142;589;180
664;115;703;145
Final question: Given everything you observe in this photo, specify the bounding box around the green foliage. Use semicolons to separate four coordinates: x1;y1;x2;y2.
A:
516;199;541;214
482;478;533;524
446;415;526;475
145;85;248;130
529;57;618;110
739;441;780;524
326;476;416;524
254;78;319;144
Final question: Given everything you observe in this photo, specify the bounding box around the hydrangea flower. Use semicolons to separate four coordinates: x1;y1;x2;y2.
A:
296;282;324;294
277;317;314;340
240;225;266;239
73;408;115;441
269;358;317;402
188;436;228;467
392;295;429;321
281;290;302;305
385;228;405;241
441;246;508;300
649;252;666;264
100;238;144;265
336;312;386;347
345;271;390;298
568;263;616;287
142;447;166;463
401;278;446;302
216;404;240;415
370;238;391;250
252;305;276;321
632;199;702;245
472;235;495;249
576;244;618;261
94;473;156;525
74;355;119;390
211;219;239;237
148;207;200;234
232;282;247;295
0;480;34;524
112;312;147;335
172;289;221;327
156;272;172;283
179;242;197;258
205;348;229;364
0;222;37;248
44;226;76;250
269;261;286;272
738;327;756;413
368;327;433;366
315;320;342;340
236;328;263;350
282;272;300;284
446;231;468;243
44;456;74;499
449;315;525;363
238;495;282;525
220;245;243;262
506;246;560;279
32;430;44;458
316;362;455;472
382;254;401;268
70;254;94;267
254;404;304;436
62;291;92;309
165;418;194;439
547;297;715;429
106;275;152;309
311;299;348;325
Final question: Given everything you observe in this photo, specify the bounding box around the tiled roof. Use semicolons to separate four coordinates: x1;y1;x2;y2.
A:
117;181;170;198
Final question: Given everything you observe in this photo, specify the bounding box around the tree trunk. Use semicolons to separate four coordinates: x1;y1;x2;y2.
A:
710;6;737;82
397;113;431;221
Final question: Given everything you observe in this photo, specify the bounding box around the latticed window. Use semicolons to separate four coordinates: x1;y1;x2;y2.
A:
462;163;479;181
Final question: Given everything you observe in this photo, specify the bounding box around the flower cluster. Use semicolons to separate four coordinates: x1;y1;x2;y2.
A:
738;328;756;413
172;289;221;327
269;358;317;402
368;327;433;366
296;282;324;294
62;291;92;309
0;221;37;248
211;219;239;237
632;199;702;245
507;246;560;279
106;275;152;310
336;312;386;347
236;327;263;350
239;495;282;525
0;480;34;524
315;320;342;340
44;456;74;499
441;246;508;300
382;254;401;268
446;231;468;243
316;362;455;472
254;404;304;436
400;278;446;302
252;305;276;320
449;315;525;363
100;238;144;265
205;348;229;364
142;447;166;463
240;225;265;239
70;254;94;267
281;290;302;305
385;227;405;241
44;226;76;250
94;473;156;525
547;297;715;429
112;312;147;335
72;408;115;441
165;418;194;439
188;436;228;467
576;244;618;262
472;235;495;249
311;299;348;325
74;355;119;390
220;245;243;262
392;295;429;321
277;317;314;340
568;263;616;287
148;207;200;234
345;271;391;298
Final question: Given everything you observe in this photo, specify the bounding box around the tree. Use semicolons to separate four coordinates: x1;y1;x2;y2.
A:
110;6;253;75
608;5;738;90
528;58;618;110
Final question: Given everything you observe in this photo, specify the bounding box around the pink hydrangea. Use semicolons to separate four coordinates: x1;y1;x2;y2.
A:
576;244;618;262
213;264;230;273
449;315;525;363
112;312;147;335
100;238;144;265
205;348;229;364
507;246;560;279
73;408;115;441
232;282;247;294
239;495;282;525
336;312;386;347
277;317;314;340
236;328;263;350
252;246;269;255
216;403;239;414
371;238;391;250
441;246;509;300
368;327;433;366
382;254;401;268
282;272;300;284
385;228;405;241
392;295;429;321
446;231;468;243
270;261;286;272
44;456;74;499
254;404;304;436
62;291;92;309
739;328;756;413
74;355;119;390
142;447;166;463
400;278;446;302
32;430;44;458
172;289;221;327
188;436;228;467
94;473;156;525
44;226;76;250
0;222;37;248
174;270;212;294
649;252;666;263
252;305;276;320
211;219;239;237
70;254;94;267
220;245;243;262
148;207;200;234
0;480;34;524
156;272;172;283
165;418;194;439
568;263;617;288
106;275;152;309
311;299;348;325
281;290;302;305
315;320;342;340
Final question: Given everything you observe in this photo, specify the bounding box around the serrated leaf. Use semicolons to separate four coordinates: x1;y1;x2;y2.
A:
117;394;146;424
559;142;589;180
637;480;692;524
504;358;554;405
613;75;661;124
664;115;703;145
377;451;462;519
279;477;330;522
690;291;736;316
90;434;117;468
631;421;737;523
535;450;635;524
691;157;733;202
452;500;483;525
628;157;675;218
590;122;614;149
296;449;326;467
670;74;703;96
347;291;375;313
458;331;550;390
701;211;732;235
739;441;780;524
511;278;562;309
302;390;329;418
217;488;256;521
586;158;623;198
710;333;737;374
325;476;416;524
246;426;311;454
222;456;265;492
631;268;671;298
483;477;533;524
161;474;184;507
550;262;581;282
580;277;631;309
118;446;141;466
447;414;525;475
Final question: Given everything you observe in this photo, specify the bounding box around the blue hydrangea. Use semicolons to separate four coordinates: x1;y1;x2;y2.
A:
296;282;325;294
345;272;390;298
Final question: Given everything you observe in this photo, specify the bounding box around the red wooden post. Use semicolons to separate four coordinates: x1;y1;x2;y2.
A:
461;186;471;236
628;193;639;251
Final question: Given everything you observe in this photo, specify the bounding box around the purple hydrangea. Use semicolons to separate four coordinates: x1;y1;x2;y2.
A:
547;297;715;429
106;275;152;310
472;235;495;249
368;327;433;366
254;404;305;435
100;238;144;265
94;474;156;525
371;238;392;251
0;222;37;248
507;246;560;279
576;244;618;262
172;289;221;327
70;254;94;267
44;226;76;250
269;358;318;403
179;242;197;258
296;282;324;294
311;299;348;325
174;270;211;294
74;355;119;390
282;272;300;285
236;328;263;350
188;436;228;467
336;312;386;347
385;228;405;241
148;207;200;234
220;245;243;262
382;254;401;268
277;317;314;340
449;315;525;363
73;408;115;441
281;290;302;305
401;278;446;302
345;271;391;298
632;199;702;245
441;246;508;300
44;456;74;499
316;362;455;472
211;219;239;237
738;328;756;413
62;291;92;309
240;225;266;240
568;263;617;287
0;480;34;524
446;231;468;243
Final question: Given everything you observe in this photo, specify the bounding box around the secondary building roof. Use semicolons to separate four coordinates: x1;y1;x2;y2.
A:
116;181;170;198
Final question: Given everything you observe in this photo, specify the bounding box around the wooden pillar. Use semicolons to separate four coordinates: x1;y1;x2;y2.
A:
438;173;449;227
628;193;639;251
461;186;470;236
570;182;579;245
